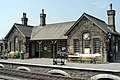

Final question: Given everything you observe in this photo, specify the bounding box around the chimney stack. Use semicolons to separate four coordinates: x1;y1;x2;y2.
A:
21;13;28;25
107;3;116;31
40;9;46;26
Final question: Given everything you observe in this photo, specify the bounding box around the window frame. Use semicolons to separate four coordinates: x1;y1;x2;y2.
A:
93;38;101;54
74;39;80;53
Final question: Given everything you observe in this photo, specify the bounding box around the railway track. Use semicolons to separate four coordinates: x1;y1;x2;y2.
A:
0;68;83;80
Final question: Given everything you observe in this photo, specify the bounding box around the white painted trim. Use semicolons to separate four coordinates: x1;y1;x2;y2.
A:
47;69;71;77
91;74;120;80
16;66;31;72
15;26;26;38
0;64;5;68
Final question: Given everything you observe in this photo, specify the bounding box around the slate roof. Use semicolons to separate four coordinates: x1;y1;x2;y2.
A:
65;13;120;35
84;13;120;35
5;23;33;39
5;13;120;40
15;23;33;37
31;12;120;41
31;21;75;40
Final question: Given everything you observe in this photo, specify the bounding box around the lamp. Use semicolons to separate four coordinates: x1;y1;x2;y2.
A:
108;33;112;62
108;33;112;39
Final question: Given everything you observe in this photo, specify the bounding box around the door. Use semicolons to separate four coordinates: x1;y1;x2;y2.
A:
51;43;57;58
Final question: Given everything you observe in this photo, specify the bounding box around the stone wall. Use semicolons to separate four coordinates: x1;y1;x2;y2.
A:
67;17;107;62
7;27;27;52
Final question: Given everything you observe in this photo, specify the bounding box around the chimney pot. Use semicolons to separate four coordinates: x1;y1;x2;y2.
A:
23;13;26;18
42;9;44;14
21;12;28;25
110;3;112;10
40;9;46;26
107;3;116;31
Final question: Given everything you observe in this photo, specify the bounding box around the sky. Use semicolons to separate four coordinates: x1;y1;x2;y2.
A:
0;0;120;39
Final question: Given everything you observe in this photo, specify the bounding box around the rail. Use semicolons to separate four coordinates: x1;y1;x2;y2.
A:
0;68;84;80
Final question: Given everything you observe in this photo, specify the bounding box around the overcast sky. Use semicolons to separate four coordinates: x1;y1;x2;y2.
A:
0;0;120;39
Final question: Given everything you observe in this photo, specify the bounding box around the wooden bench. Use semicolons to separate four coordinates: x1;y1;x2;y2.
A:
68;53;101;63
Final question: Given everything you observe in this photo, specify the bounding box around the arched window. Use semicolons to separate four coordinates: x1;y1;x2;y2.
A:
83;32;90;54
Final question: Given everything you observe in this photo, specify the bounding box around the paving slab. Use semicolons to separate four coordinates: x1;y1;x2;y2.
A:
0;58;120;71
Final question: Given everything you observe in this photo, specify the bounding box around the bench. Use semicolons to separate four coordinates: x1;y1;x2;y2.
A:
68;53;101;63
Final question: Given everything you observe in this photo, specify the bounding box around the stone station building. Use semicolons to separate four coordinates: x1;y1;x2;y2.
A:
3;4;120;62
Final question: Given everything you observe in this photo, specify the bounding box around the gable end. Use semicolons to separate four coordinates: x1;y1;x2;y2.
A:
65;13;109;36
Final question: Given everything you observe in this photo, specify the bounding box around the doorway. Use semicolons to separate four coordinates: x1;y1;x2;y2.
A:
51;43;57;58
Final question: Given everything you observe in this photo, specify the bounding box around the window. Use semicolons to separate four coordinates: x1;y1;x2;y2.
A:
83;32;90;54
94;38;101;54
9;42;11;52
84;40;90;48
57;40;67;52
74;39;80;53
118;40;120;51
0;44;2;52
83;32;90;48
14;37;19;51
19;41;21;51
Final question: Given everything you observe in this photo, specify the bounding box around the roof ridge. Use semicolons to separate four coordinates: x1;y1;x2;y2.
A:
84;13;105;23
14;23;33;27
37;21;75;27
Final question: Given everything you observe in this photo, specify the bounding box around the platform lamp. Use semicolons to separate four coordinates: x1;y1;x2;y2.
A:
108;33;112;62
